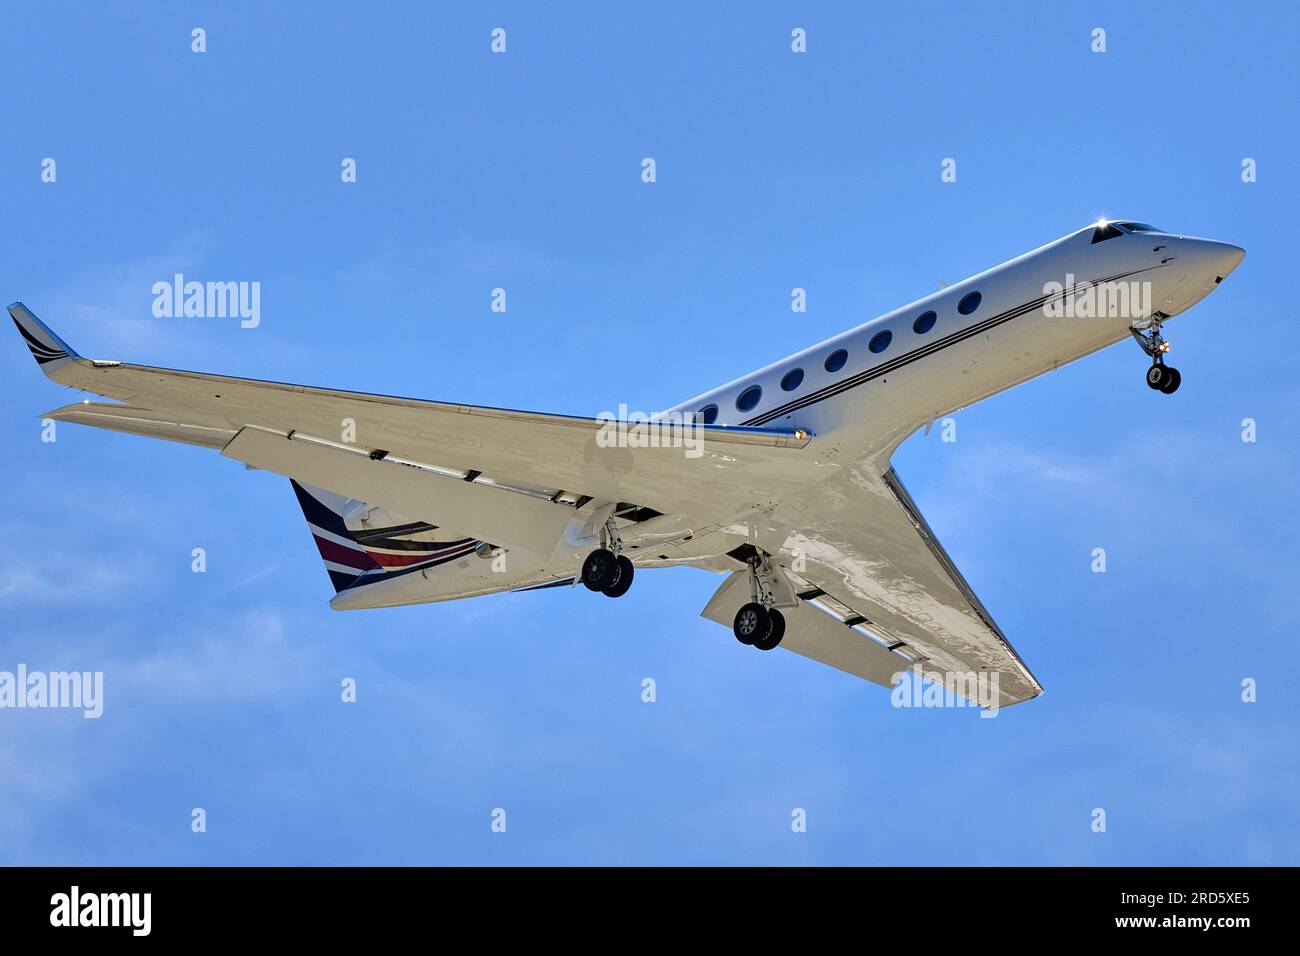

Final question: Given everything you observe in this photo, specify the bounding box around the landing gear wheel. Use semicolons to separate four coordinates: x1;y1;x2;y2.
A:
601;556;635;598
581;548;619;592
1146;364;1169;390
753;608;786;651
733;602;771;646
1159;367;1181;394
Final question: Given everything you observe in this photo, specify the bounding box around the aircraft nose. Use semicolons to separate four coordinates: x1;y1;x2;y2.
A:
1185;238;1246;280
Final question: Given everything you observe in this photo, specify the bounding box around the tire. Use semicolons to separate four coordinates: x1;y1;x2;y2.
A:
1160;367;1181;394
753;608;786;651
581;548;618;591
733;602;770;645
602;556;635;598
1146;365;1168;390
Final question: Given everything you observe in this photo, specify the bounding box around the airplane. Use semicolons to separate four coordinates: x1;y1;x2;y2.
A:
9;220;1244;709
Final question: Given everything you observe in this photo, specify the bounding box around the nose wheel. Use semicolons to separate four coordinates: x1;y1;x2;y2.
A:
1131;317;1181;395
1145;362;1181;394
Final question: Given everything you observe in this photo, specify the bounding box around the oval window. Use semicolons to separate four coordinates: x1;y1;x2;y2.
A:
824;349;848;373
697;404;718;425
869;330;892;353
913;310;937;334
780;368;804;392
957;291;982;315
735;385;762;412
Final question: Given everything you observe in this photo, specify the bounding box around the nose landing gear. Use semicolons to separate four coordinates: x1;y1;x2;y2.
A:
1131;316;1181;394
1145;363;1181;394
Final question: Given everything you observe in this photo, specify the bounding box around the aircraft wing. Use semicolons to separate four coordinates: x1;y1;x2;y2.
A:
11;303;827;556
744;464;1044;708
700;569;909;688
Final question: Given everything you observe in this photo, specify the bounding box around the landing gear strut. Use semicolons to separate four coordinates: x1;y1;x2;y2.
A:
580;522;634;598
731;554;786;651
1132;317;1181;394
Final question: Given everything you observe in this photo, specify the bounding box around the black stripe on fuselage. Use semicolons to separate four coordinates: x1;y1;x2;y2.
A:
741;266;1159;427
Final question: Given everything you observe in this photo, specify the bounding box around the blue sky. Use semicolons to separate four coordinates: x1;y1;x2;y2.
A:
1;1;1296;865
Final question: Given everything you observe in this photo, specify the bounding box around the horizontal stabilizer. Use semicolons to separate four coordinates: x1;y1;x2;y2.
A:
42;402;236;449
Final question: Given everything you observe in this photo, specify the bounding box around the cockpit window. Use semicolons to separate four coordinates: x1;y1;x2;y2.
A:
1116;222;1163;233
1091;223;1123;244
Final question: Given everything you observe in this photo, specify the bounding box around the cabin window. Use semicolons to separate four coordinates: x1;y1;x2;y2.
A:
957;291;982;315
735;385;762;412
912;310;937;334
780;368;804;391
697;404;718;425
824;349;848;373
869;330;892;353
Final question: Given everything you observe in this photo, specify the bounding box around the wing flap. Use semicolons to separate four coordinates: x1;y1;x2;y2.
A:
220;425;578;558
701;571;911;689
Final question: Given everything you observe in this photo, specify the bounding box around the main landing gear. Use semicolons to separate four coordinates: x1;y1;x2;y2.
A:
581;522;634;598
733;602;785;651
731;554;786;652
1132;317;1181;394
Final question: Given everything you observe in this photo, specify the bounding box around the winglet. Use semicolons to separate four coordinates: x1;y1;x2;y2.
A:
9;301;79;369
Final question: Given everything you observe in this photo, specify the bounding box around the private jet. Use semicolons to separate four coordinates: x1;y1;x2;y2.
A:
10;220;1244;708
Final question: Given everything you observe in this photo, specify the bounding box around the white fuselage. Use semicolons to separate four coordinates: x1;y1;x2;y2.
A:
668;222;1244;463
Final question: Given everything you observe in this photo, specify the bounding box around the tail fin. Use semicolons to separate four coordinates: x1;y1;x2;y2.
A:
289;480;481;596
9;301;79;372
290;480;380;592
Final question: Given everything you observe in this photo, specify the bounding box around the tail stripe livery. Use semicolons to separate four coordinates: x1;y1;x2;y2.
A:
9;302;73;365
290;480;480;593
291;480;380;591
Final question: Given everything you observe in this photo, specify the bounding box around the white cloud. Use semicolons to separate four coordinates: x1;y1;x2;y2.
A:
0;558;137;603
115;608;316;701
